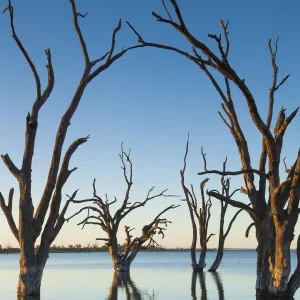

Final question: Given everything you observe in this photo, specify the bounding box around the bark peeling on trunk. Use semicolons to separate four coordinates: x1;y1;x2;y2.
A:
126;1;300;297
0;0;144;296
67;145;179;272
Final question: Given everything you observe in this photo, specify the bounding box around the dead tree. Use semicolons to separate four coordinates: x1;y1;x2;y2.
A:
0;0;143;296
206;155;246;272
181;138;243;272
127;1;300;297
66;146;178;272
180;137;215;272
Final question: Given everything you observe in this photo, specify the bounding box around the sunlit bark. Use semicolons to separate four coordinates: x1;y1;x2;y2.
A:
1;0;142;296
127;0;300;297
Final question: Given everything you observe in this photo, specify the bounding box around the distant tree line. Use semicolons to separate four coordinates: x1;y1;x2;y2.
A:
1;0;300;299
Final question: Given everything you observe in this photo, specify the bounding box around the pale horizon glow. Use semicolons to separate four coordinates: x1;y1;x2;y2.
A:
0;0;299;250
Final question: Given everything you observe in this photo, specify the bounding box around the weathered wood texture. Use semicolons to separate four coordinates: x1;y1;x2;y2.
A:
127;0;300;297
1;0;142;296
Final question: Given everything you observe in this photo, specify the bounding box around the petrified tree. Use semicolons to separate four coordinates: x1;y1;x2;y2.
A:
180;138;215;272
67;146;178;272
0;0;142;296
127;0;300;297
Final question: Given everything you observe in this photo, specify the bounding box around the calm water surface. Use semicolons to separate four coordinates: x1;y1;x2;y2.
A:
0;251;298;299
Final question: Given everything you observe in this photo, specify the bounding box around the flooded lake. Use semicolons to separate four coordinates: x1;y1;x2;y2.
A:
0;251;299;299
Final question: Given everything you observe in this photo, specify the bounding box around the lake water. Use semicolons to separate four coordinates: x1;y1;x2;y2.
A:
0;251;299;299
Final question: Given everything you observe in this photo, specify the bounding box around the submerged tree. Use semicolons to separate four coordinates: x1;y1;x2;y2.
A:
0;0;142;296
180;138;215;272
181;138;244;272
67;146;178;272
127;0;300;297
205;154;246;272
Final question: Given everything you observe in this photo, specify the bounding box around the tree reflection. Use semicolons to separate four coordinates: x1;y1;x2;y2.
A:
108;272;156;300
191;272;225;300
256;296;295;300
18;296;40;300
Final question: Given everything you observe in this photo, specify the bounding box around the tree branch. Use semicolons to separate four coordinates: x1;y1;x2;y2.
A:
1;154;20;178
69;0;90;68
245;222;255;238
51;190;79;242
34;136;89;237
35;136;89;240
3;0;41;99
0;189;19;242
208;191;256;219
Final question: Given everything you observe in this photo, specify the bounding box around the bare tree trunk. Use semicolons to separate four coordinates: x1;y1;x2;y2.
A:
1;0;143;296
209;239;224;273
68;148;178;274
255;217;296;297
18;261;45;296
209;204;226;272
128;1;300;296
255;218;275;296
181;139;214;272
209;201;244;272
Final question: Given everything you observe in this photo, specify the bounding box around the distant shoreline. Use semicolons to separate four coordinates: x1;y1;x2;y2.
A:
0;247;255;254
0;247;297;254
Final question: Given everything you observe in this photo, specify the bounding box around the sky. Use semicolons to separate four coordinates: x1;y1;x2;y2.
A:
0;0;299;250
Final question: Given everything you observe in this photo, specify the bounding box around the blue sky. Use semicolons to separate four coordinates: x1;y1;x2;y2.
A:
0;0;299;249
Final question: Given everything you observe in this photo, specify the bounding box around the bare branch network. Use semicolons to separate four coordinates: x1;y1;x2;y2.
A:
66;145;179;271
125;0;300;296
0;0;149;296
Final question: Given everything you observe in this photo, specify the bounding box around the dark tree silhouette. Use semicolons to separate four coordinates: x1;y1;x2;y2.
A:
181;138;245;272
180;138;214;271
127;0;300;297
0;0;142;296
205;155;247;272
67;145;178;272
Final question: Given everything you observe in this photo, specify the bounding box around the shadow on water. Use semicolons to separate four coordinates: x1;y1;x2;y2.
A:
107;272;156;300
191;271;225;300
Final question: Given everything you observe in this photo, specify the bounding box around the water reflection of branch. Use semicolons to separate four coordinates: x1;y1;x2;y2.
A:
256;296;295;300
108;272;156;300
212;273;225;300
191;272;225;300
18;296;40;300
